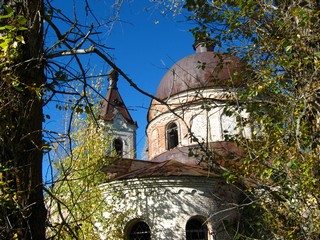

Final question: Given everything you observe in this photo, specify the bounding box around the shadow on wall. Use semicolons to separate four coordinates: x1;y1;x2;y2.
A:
113;176;242;240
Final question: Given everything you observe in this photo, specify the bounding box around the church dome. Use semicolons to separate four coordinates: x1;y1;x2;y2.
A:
148;43;244;123
146;42;248;162
155;46;243;100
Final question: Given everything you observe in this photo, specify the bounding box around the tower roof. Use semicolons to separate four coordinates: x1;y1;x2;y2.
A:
99;69;137;126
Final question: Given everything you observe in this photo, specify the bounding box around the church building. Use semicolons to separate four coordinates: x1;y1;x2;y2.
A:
99;41;249;240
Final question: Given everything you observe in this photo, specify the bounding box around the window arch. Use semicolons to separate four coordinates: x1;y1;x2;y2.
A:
166;122;178;149
186;218;208;240
113;138;123;157
127;220;151;240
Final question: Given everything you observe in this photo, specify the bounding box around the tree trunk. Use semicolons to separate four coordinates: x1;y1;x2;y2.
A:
0;0;46;239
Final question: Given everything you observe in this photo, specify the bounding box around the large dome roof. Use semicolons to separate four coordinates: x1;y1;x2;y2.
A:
156;50;243;100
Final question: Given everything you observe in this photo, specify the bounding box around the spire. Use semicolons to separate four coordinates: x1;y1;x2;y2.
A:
99;69;137;126
192;37;215;53
108;68;119;89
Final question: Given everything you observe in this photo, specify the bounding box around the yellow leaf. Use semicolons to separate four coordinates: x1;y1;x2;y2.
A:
15;35;25;44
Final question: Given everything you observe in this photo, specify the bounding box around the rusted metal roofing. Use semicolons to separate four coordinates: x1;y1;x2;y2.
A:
101;158;157;179
99;69;137;126
152;142;244;163
156;52;243;100
114;160;219;180
101;141;244;180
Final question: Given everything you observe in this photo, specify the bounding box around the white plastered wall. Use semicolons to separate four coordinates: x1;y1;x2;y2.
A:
101;113;137;159
147;88;252;160
101;176;240;240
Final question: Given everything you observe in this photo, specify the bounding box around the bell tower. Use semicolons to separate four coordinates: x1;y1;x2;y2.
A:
99;68;137;158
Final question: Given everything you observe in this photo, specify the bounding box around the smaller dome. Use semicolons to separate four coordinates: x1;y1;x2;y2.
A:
156;52;243;100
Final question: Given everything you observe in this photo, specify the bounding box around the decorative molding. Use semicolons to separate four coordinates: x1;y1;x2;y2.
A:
102;176;224;195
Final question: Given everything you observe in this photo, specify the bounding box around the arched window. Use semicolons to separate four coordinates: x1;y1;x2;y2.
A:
166;122;178;149
186;218;208;240
128;221;151;240
113;138;123;157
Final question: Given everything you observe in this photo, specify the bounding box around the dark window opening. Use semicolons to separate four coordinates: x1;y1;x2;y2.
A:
128;221;151;240
113;138;123;157
167;122;178;149
186;219;208;240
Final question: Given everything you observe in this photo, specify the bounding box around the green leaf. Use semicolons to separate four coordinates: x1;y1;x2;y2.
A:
0;9;14;20
15;35;25;44
17;15;27;25
0;25;15;31
285;45;292;52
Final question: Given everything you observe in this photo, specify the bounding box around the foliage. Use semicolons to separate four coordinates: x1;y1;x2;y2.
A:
0;6;26;238
0;5;27;72
181;0;320;239
0;1;46;238
1;0;126;238
44;69;131;239
46;110;111;239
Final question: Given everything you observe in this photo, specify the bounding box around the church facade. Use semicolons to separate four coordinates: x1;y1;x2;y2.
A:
99;41;249;240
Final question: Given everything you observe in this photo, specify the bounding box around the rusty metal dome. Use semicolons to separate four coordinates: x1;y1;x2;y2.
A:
155;49;243;100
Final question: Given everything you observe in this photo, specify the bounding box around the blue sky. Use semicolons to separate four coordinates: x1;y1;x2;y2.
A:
104;1;195;158
43;0;197;177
